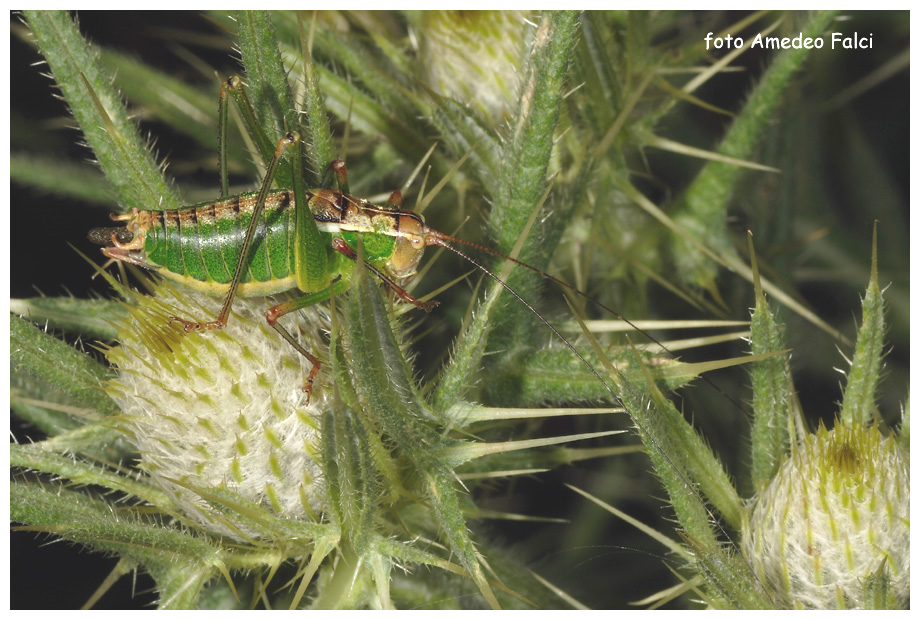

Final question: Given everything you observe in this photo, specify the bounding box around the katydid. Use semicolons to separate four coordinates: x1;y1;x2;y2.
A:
90;132;439;401
87;76;685;409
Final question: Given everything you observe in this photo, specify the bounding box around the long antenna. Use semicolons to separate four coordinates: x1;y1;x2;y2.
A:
427;229;754;416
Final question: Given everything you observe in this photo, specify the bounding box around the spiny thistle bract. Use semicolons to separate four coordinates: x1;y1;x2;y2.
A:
11;10;908;609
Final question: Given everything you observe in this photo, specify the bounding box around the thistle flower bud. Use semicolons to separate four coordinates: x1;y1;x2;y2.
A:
419;11;529;126
105;284;328;537
744;424;909;609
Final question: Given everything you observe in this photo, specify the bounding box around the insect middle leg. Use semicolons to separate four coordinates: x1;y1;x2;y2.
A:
265;280;351;403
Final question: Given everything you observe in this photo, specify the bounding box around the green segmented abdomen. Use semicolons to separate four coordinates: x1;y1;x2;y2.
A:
144;190;298;296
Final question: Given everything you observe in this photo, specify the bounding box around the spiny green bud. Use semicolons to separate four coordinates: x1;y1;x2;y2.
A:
744;424;909;609
105;283;328;538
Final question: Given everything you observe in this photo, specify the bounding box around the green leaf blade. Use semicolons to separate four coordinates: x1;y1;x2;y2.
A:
24;10;181;213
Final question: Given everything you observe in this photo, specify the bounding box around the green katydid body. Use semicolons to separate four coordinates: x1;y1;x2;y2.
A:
97;187;432;299
88;78;453;402
91;130;443;403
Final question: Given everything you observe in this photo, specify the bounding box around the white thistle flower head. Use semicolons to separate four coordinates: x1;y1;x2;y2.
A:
105;282;329;538
744;424;909;609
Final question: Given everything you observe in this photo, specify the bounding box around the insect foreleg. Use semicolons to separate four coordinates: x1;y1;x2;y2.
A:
331;238;438;312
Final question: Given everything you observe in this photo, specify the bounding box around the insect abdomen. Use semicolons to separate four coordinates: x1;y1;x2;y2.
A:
145;190;298;296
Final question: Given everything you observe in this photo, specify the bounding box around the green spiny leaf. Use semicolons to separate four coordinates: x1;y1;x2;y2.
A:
748;236;791;486
839;226;886;427
671;11;837;289
11;296;127;341
24;10;181;212
435;10;580;407
11;314;118;435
